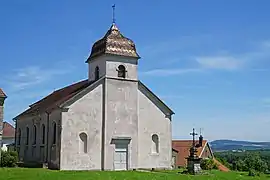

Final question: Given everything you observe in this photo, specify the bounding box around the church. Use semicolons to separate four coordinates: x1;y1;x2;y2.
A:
14;22;174;170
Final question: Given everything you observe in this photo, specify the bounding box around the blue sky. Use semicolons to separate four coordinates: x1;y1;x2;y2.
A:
1;0;270;142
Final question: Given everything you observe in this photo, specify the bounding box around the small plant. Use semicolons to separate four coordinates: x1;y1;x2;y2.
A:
200;159;218;170
248;169;256;176
248;169;261;177
0;150;18;167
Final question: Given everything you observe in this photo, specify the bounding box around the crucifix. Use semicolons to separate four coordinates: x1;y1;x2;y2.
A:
186;128;202;175
189;128;198;157
112;4;116;24
190;128;198;148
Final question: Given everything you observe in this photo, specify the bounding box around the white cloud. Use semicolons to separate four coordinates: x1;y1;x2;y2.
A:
140;68;202;77
195;56;243;70
262;98;270;108
262;98;270;104
140;37;270;77
259;40;270;49
6;64;75;91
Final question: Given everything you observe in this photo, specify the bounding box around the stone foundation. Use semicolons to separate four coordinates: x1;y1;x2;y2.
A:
186;157;202;175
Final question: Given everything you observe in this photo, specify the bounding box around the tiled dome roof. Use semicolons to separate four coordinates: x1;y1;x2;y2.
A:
87;23;140;61
0;88;6;98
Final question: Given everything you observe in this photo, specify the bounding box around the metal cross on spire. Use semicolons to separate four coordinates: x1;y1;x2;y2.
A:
112;4;116;24
190;128;198;148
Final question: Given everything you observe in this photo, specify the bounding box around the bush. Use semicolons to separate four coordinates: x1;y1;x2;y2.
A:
248;169;256;176
248;169;261;177
1;150;18;167
200;159;218;170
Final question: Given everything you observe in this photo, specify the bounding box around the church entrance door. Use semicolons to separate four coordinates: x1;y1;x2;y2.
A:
114;144;128;170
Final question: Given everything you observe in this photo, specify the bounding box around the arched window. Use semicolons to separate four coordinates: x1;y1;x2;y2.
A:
17;128;21;145
52;122;56;145
152;134;159;153
42;124;45;144
117;65;126;78
33;125;37;145
26;127;29;145
79;132;88;153
95;66;100;80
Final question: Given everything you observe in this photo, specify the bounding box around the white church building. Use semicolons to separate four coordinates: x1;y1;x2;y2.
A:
14;22;174;170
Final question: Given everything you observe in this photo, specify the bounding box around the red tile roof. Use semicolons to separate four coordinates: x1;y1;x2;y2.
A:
2;122;15;138
0;88;7;98
172;140;207;167
15;79;91;119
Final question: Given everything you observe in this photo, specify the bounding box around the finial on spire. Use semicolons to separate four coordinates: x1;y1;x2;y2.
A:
112;4;116;24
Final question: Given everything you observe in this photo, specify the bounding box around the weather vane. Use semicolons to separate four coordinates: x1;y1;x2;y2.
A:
112;4;116;24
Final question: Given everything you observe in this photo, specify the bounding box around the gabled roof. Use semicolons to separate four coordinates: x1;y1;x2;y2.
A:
14;78;174;120
2;122;15;138
138;81;174;115
14;79;91;119
172;140;208;166
0;88;7;98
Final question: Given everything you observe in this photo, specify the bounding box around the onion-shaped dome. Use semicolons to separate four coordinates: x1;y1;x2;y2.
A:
87;23;140;61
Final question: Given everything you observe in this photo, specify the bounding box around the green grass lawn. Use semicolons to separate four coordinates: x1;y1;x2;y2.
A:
0;168;269;180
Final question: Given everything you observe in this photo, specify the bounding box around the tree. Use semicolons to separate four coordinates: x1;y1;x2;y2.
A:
235;159;247;171
244;152;268;172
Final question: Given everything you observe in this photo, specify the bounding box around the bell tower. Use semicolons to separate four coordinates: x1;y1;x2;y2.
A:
86;23;140;82
86;5;140;82
85;6;141;170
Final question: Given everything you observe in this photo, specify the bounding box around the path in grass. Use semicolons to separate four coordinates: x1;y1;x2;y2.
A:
0;168;269;180
213;158;230;172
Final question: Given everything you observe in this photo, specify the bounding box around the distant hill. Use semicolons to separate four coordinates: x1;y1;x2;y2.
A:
210;139;270;152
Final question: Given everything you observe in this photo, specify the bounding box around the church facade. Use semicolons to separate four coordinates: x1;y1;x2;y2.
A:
14;23;174;170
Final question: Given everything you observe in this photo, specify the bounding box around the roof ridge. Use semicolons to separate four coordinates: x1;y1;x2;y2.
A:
29;79;88;107
14;79;90;119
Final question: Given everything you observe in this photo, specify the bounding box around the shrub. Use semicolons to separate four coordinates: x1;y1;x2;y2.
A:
0;150;18;167
248;169;256;176
248;169;261;177
200;159;218;170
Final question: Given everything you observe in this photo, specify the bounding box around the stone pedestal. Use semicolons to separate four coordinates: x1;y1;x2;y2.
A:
186;156;202;175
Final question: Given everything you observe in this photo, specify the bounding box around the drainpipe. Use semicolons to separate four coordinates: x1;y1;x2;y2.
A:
45;111;50;164
13;118;17;152
101;79;106;170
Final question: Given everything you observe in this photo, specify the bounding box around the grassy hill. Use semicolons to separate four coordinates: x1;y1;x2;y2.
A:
0;168;269;180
